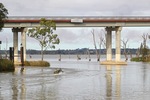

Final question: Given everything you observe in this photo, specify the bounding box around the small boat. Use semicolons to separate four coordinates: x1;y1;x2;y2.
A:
54;68;63;74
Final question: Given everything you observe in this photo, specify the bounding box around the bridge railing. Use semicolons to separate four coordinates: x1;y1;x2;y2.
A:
7;16;150;20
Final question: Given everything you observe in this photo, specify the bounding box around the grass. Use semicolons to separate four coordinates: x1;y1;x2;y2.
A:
0;59;15;72
24;60;50;67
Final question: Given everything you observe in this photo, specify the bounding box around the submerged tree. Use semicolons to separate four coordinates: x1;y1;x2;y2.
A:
0;3;8;31
28;18;60;61
98;29;106;61
91;29;106;61
121;39;129;61
91;29;100;61
141;33;149;59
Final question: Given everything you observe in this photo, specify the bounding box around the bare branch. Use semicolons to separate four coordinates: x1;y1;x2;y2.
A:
121;38;129;61
91;29;100;61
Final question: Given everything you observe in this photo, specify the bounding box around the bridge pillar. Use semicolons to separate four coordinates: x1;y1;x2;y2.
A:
115;27;122;62
100;26;126;65
106;27;112;61
12;27;27;64
12;28;18;63
21;28;27;61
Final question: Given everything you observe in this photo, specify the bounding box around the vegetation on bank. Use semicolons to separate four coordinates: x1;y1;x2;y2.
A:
131;56;150;62
0;59;15;72
24;61;50;67
131;33;150;62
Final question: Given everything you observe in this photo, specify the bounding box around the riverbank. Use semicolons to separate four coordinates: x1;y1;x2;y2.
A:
0;59;14;72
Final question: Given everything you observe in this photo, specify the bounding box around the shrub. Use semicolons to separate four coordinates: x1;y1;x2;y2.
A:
130;57;142;62
24;60;50;67
131;56;150;62
0;59;15;72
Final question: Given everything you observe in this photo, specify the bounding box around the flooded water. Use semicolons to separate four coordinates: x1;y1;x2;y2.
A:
0;55;150;100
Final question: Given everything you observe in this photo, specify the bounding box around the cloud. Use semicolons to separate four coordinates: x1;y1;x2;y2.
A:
56;28;92;48
122;27;150;48
55;28;109;49
1;0;150;16
1;0;150;49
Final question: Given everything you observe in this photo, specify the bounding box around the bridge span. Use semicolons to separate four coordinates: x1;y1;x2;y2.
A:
4;16;150;27
3;16;150;64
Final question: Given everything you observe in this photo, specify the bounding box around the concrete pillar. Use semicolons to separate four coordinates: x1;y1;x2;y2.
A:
12;28;18;63
115;27;122;61
106;27;112;61
21;28;27;61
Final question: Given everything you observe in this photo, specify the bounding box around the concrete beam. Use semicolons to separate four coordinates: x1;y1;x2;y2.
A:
4;22;150;28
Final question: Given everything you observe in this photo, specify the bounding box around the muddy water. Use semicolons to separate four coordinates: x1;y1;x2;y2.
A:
0;55;150;100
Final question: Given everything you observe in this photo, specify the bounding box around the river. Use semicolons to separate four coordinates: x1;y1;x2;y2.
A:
0;55;150;100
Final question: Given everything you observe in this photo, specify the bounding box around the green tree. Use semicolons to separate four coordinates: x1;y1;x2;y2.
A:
28;18;60;61
0;3;8;31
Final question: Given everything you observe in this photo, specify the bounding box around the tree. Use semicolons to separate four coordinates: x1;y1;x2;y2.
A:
91;29;100;61
141;33;149;59
28;18;60;61
91;29;106;61
98;29;106;61
121;39;129;61
0;3;8;31
139;43;143;56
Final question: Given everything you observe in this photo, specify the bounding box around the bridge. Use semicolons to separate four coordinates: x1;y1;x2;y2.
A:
4;16;150;27
3;16;150;64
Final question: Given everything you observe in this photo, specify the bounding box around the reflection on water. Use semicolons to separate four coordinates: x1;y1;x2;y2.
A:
105;65;121;100
0;55;150;100
115;66;121;100
106;65;112;100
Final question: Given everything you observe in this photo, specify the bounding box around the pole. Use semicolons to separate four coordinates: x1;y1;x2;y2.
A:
9;47;14;62
20;47;24;66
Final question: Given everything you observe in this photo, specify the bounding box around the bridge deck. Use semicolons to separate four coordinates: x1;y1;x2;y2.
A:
3;16;150;27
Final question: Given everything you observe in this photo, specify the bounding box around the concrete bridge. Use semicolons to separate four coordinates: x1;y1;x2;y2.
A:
3;16;150;64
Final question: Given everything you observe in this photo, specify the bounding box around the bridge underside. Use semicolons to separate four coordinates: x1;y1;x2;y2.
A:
4;22;150;28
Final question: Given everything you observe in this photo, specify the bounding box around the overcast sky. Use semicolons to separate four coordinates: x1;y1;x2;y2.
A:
0;0;150;50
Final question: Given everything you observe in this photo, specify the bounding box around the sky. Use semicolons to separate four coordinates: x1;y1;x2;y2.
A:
0;0;150;50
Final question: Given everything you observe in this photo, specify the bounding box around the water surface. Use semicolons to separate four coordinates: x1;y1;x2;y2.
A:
0;55;150;100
